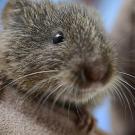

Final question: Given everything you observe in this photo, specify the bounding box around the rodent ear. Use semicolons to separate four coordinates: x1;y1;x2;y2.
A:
2;0;54;29
2;0;32;29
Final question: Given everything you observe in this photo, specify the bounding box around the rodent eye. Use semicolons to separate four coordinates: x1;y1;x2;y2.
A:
53;31;64;44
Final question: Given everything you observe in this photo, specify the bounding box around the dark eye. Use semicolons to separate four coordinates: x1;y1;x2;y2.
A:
53;31;64;44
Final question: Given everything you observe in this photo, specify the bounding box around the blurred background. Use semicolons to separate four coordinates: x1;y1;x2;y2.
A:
0;0;123;133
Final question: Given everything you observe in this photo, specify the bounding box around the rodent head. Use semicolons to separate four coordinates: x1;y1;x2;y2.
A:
2;0;118;104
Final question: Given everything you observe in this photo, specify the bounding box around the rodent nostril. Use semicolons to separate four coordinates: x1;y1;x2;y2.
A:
79;66;93;84
89;68;105;82
80;68;90;83
92;65;109;82
83;67;92;82
80;70;86;83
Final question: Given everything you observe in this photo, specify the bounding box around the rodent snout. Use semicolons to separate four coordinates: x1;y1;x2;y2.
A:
71;59;109;89
81;65;106;82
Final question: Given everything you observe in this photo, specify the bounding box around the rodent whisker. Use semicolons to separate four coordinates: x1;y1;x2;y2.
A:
118;71;135;79
0;70;58;91
119;81;135;99
75;103;81;120
112;84;126;112
107;76;133;118
118;85;134;120
16;79;52;108
30;82;54;114
50;86;68;111
66;86;75;122
64;86;75;122
116;78;135;102
118;79;135;105
16;74;58;108
74;86;82;119
118;78;135;90
113;83;129;119
40;83;64;107
37;85;63;115
118;59;135;62
67;99;71;123
21;79;50;102
72;86;79;119
30;81;64;115
115;78;135;120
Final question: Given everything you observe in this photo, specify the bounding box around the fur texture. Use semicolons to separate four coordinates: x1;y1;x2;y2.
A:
0;0;119;135
0;0;117;104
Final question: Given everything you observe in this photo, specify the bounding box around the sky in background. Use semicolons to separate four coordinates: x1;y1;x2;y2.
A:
0;0;7;11
0;0;123;133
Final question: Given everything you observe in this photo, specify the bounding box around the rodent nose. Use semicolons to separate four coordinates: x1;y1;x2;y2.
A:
80;63;108;84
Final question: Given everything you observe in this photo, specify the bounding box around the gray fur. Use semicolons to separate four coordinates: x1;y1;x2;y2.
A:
0;0;117;105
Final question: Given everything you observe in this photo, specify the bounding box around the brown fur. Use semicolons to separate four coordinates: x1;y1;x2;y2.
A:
0;0;119;134
1;0;117;104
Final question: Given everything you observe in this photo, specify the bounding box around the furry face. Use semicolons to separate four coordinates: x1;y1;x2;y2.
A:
2;0;118;105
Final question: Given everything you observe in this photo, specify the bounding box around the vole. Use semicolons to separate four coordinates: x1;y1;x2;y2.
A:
0;0;119;135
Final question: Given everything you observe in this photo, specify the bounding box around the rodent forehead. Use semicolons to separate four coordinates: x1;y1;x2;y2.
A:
57;5;103;34
9;1;105;49
54;5;105;47
35;3;104;41
8;1;109;63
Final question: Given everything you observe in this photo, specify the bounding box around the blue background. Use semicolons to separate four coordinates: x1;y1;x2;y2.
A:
0;0;122;132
